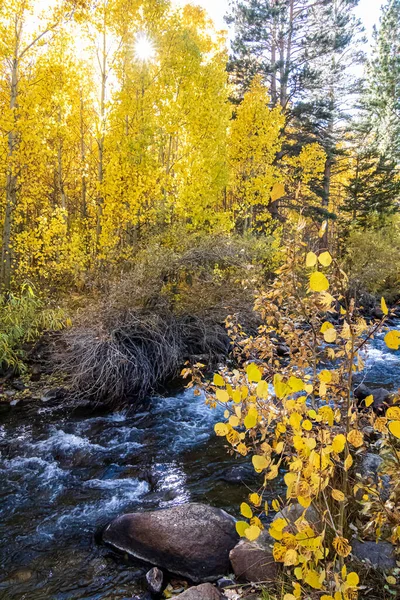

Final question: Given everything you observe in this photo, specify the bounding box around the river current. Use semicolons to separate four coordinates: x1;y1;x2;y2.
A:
0;324;399;599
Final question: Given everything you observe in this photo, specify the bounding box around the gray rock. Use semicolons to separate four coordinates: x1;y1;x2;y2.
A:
146;567;164;594
357;453;392;501
174;584;221;600
352;539;397;570
216;578;235;589
354;384;392;413
358;453;383;479
229;531;278;583
274;503;321;533
103;503;238;583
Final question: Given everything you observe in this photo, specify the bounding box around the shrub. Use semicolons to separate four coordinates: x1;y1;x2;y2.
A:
58;232;280;405
345;224;400;301
0;284;66;374
190;223;400;599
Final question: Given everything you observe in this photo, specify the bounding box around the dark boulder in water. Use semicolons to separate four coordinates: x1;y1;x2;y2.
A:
103;503;238;582
354;383;393;413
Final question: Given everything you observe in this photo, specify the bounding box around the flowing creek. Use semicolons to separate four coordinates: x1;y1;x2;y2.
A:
0;324;399;599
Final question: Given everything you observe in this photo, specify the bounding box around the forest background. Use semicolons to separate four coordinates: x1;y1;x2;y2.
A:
0;0;400;374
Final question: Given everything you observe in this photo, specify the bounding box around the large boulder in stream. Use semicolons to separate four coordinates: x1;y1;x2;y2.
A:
102;503;239;583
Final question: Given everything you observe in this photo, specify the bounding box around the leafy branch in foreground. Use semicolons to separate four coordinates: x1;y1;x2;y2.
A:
187;219;400;599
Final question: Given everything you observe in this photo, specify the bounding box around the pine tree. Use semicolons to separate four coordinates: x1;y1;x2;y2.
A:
365;0;400;161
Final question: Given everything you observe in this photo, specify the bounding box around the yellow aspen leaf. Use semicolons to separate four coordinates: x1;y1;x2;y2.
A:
347;572;359;587
306;251;317;267
334;593;343;600
288;376;304;392
331;489;345;502
265;463;279;480
341;565;347;579
270;182;285;202
365;395;374;407
319;369;332;383
226;429;240;446
321;596;335;600
332;434;346;453
237;443;247;456
236;521;248;537
250;516;264;530
304;437;316;450
224;410;229;419
240;502;253;519
274;373;289;398
270;517;286;533
384;330;400;350
284;472;297;487
381;297;389;316
271;498;280;511
283;595;297;600
321;321;334;333
284;549;299;566
257;380;269;398
249;493;261;506
347;429;364;448
216;389;230;403
244;410;258;429
305;569;322;589
318;251;332;267
298;495;311;508
293;583;301;598
214;423;229;436
332;536;352;557
246;363;262;382
387;406;400;420
252;454;269;472
241;386;249;399
302;419;312;431
344;454;353;471
388;420;400;438
319;220;327;238
305;383;314;394
294;566;303;580
319;382;327;397
289;412;302;430
309;271;329;292
229;415;240;427
324;328;337;343
244;525;261;541
275;441;284;454
232;390;241;404
273;542;286;561
386;576;396;585
213;373;225;387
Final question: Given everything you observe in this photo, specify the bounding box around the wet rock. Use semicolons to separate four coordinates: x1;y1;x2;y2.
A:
274;503;321;532
8;568;33;583
229;531;278;583
12;379;26;391
103;503;238;582
357;453;392;501
276;344;290;357
146;567;164;594
354;384;393;413
352;539;397;570
358;453;383;479
216;577;235;589
220;464;253;484
41;387;67;403
174;583;221;600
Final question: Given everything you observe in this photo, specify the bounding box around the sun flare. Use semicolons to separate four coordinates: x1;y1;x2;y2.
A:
134;34;156;62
